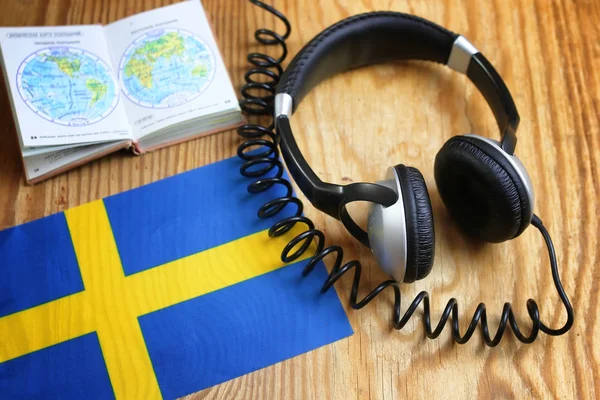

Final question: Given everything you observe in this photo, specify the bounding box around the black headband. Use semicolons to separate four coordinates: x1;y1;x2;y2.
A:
274;12;521;245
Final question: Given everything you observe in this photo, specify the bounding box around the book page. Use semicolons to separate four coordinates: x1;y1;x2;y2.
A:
0;25;132;147
24;140;129;182
22;142;89;157
104;0;240;140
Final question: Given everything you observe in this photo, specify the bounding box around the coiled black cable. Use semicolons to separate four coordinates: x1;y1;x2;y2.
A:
237;0;574;346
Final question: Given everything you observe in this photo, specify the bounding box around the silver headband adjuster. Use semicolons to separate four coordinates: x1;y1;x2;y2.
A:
447;36;479;74
274;93;293;119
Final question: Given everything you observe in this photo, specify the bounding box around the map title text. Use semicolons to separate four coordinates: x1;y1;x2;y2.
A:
6;31;83;39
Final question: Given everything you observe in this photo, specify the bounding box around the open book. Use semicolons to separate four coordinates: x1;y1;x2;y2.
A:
0;0;242;184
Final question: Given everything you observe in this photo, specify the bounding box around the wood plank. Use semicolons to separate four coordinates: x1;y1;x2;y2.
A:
0;0;598;398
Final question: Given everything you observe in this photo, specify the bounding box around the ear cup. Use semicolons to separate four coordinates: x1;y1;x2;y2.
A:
434;136;532;243
395;165;435;282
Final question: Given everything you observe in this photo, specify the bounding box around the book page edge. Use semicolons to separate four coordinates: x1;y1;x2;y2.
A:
25;140;132;185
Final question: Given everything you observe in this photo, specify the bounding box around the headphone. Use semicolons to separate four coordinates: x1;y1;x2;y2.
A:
236;7;573;345
273;12;535;283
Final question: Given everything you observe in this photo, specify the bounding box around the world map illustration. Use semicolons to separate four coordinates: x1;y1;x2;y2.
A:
119;29;216;108
17;47;119;126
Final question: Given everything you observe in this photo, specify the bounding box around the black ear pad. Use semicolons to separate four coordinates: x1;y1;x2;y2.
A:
434;136;532;243
395;165;435;282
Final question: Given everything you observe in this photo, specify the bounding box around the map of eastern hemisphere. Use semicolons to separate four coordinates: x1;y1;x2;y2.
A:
17;47;119;126
119;29;216;108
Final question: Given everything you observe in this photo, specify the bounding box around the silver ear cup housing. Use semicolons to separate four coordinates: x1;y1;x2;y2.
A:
367;167;407;282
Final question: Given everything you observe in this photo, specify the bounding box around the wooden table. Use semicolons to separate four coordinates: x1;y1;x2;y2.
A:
1;0;598;399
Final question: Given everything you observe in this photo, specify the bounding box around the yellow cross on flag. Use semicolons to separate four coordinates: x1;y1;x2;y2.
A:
0;156;352;399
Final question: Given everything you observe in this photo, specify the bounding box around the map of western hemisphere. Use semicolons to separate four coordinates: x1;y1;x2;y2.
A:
119;29;216;108
17;47;119;127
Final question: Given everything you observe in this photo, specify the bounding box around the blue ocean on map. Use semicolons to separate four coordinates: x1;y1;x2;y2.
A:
119;29;216;108
18;47;119;126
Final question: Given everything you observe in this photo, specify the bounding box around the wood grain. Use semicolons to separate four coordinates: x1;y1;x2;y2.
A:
0;0;598;399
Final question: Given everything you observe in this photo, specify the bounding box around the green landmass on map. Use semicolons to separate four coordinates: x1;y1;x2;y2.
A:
191;64;207;77
125;32;186;88
47;55;81;77
85;79;107;108
124;58;154;88
135;31;185;62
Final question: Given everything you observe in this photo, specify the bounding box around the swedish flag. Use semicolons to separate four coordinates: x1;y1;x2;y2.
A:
0;156;352;399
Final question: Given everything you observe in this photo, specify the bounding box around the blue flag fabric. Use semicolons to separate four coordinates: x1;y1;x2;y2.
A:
0;156;353;399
